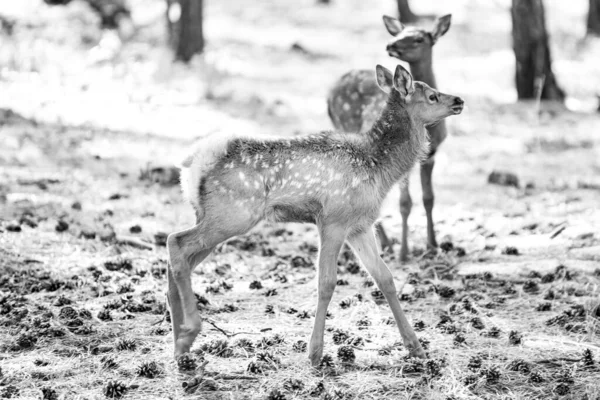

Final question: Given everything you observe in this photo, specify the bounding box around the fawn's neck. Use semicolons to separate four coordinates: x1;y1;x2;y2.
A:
409;56;437;89
366;91;427;191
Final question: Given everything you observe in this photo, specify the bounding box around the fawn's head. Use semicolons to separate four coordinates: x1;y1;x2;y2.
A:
382;15;451;63
376;64;463;126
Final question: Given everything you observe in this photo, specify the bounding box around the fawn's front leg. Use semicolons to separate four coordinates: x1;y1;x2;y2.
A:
348;227;426;358
399;180;412;262
309;224;347;366
420;158;437;250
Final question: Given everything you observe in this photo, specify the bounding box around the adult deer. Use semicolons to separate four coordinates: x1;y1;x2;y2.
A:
328;14;452;261
167;64;463;365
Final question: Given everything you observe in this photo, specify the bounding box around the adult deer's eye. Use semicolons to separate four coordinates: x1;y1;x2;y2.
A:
429;94;437;102
415;37;424;43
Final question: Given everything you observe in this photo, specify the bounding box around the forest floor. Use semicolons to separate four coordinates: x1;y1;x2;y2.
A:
1;0;600;399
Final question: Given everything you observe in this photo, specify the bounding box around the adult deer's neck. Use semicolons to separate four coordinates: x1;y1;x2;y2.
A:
409;56;437;89
366;91;427;192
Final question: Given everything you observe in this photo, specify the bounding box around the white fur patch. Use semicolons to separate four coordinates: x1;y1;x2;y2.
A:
179;134;234;210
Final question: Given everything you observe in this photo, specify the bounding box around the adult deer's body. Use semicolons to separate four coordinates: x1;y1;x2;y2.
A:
328;15;452;261
168;65;463;366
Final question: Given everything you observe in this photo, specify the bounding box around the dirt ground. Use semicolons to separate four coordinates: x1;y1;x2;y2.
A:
1;0;600;399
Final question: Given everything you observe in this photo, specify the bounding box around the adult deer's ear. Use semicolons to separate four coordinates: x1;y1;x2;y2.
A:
382;15;404;36
375;65;394;94
431;14;452;44
393;64;415;97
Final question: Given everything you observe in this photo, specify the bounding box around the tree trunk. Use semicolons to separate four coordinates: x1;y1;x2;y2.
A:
511;0;564;101
588;0;600;36
168;0;204;63
397;0;418;23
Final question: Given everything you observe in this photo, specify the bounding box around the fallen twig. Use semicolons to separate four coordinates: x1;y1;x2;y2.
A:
115;235;153;250
204;318;261;338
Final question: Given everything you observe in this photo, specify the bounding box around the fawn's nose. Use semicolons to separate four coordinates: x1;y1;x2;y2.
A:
453;97;464;106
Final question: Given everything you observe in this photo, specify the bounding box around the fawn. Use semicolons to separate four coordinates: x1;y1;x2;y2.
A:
167;64;464;366
328;14;452;261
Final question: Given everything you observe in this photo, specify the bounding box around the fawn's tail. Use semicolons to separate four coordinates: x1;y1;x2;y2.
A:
177;134;233;216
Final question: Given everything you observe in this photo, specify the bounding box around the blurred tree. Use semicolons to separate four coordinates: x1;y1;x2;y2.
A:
511;0;564;101
397;0;418;23
588;0;600;36
167;0;204;62
43;0;130;31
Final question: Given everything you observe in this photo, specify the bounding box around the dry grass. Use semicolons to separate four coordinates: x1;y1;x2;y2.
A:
1;0;600;399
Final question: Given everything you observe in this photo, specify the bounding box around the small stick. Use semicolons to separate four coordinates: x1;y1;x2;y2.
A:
550;223;567;239
204;319;260;338
211;374;259;381
115;235;153;250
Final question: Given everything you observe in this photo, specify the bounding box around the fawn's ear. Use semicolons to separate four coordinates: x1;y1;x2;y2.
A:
393;64;415;97
375;65;394;94
431;14;452;43
382;15;404;36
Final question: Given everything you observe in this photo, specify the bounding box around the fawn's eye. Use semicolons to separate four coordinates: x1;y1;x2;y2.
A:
428;94;437;102
414;37;424;43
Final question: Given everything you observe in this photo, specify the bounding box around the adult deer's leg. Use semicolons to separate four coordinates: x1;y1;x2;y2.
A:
399;179;412;262
308;223;347;366
348;227;426;358
420;157;437;250
375;222;392;252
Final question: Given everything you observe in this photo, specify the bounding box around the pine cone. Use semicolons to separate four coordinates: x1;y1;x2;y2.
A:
103;380;127;399
266;389;287;400
246;361;264;374
529;371;544;383
508;330;522;345
292;340;307;353
463;374;479;386
554;383;570;396
177;353;197;372
467;356;482;371
249;280;263;290
283;378;305;392
437;285;455;298
115;338;137;351
582;348;594;366
337;346;355;363
508;359;530;374
319;354;335;369
97;309;112;321
482;366;501;384
137;361;161;378
332;329;349;345
41;387;59;400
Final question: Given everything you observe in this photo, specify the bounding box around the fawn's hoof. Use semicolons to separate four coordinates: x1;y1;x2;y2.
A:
407;344;427;359
308;345;323;367
174;321;202;356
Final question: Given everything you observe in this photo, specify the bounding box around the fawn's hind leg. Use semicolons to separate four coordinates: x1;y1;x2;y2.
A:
167;209;260;356
167;225;215;356
348;226;426;358
399;180;412;262
308;223;347;366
